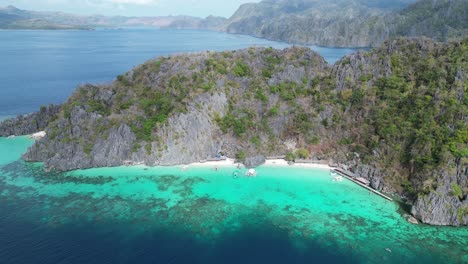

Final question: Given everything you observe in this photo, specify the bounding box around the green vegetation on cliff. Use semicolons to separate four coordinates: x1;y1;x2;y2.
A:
224;0;468;47
334;39;467;198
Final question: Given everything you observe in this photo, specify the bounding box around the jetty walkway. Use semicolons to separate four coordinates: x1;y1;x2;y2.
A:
333;168;393;201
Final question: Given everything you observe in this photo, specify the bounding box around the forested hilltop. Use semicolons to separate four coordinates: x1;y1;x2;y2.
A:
1;37;466;226
224;0;468;47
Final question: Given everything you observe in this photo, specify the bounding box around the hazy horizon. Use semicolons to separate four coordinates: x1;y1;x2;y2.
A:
0;0;261;18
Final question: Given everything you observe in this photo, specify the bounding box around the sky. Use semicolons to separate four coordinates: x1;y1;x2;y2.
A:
0;0;261;18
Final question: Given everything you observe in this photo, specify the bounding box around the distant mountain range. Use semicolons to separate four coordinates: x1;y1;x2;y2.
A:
224;0;468;47
1;0;467;47
0;5;226;30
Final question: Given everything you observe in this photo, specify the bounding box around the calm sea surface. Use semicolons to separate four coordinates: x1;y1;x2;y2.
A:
0;28;356;116
1;29;466;264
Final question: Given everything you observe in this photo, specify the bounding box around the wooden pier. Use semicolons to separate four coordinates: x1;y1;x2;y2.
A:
333;168;393;201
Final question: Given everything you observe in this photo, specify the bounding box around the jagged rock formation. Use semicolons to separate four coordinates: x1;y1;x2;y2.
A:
224;0;468;47
330;38;468;226
0;105;60;136
244;155;267;168
22;47;330;171
390;0;468;42
5;38;468;226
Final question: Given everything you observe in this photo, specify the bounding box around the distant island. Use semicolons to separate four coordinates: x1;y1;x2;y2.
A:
1;37;467;226
224;0;468;47
0;5;226;30
2;0;467;48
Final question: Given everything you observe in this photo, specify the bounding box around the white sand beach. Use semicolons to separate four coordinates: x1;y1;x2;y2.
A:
181;158;331;170
265;159;331;170
189;158;239;167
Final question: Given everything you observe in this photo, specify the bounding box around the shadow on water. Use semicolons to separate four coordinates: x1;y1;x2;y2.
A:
207;224;359;264
0;209;359;264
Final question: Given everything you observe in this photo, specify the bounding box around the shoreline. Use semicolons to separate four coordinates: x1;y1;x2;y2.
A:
264;159;331;170
168;158;331;171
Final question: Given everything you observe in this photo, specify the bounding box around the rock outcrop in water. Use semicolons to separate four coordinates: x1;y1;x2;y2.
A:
0;105;60;136
5;38;468;226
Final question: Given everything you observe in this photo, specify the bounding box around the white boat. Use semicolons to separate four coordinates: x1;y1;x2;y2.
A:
246;168;257;177
333;176;343;182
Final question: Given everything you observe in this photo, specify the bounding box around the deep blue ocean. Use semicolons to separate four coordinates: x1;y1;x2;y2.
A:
0;28;357;117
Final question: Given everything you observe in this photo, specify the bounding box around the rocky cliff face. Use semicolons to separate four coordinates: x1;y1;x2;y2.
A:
411;160;468;226
0;105;60;136
224;0;467;47
13;38;468;226
333;38;468;226
23;47;330;172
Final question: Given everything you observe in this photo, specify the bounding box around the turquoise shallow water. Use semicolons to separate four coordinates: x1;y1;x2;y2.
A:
0;137;467;263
